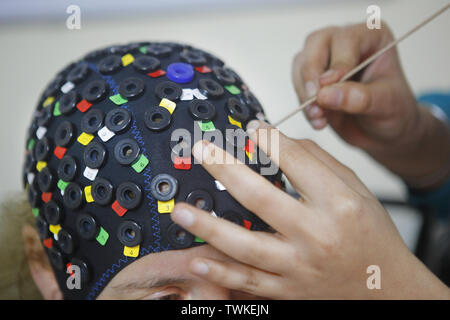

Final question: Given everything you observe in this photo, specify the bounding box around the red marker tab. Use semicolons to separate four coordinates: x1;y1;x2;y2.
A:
274;181;282;189
244;139;255;154
243;219;252;230
195;65;211;73
147;69;166;78
66;263;75;277
43;238;53;248
41;192;52;203
174;156;191;170
53;146;67;159
76;99;93;112
112;200;128;217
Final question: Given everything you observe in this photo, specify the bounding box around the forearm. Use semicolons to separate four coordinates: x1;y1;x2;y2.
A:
368;104;450;190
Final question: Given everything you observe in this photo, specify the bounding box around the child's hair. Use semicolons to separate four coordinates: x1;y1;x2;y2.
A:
0;192;42;299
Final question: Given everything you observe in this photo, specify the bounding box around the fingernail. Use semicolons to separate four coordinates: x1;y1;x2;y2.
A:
305;81;317;97
171;208;194;227
311;118;327;129
192;140;210;161
191;261;209;275
320;69;336;80
246;120;260;134
319;86;343;108
309;105;322;118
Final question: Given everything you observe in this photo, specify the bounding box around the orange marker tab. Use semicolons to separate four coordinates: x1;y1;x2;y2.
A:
243;219;252;230
53;146;67;159
194;65;211;73
112;200;127;216
76;99;93;112
41;192;52;203
157;199;174;213
77;132;94;146
43;238;53;248
147;69;166;78
123;245;140;258
174;156;191;170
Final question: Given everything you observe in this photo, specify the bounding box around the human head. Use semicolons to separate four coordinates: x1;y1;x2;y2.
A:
22;41;282;299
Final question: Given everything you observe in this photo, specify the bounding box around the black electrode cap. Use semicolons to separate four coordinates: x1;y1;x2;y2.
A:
144;107;171;131
150;173;178;201
226;97;250;122
37;166;55;192
212;66;235;85
82;80;107;103
118;77;145;99
48;248;64;271
155;81;182;101
67;63;89;84
133;56;160;73
34;137;52;161
58;91;78;115
185;190;214;212
81;109;104;134
28;183;40;208
146;43;172;57
43;200;63;225
188;100;216;121
57;229;75;255
105;108;131;133
63;182;83;210
36;215;50;239
114;138;140;165
83;141;107;169
98;55;122;74
54;121;75;147
44;75;64;97
243;91;263;113
180;50;207;66
198;78;224;99
76;213;99;240
91;177;114;205
37;106;53;127
116;182;142;210
58;155;77;181
70;258;90;284
167;223;194;249
117;220;143;247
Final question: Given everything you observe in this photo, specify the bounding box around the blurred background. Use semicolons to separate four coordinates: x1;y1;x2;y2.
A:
0;0;449;251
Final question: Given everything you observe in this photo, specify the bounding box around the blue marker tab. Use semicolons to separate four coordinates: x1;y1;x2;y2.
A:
166;62;194;84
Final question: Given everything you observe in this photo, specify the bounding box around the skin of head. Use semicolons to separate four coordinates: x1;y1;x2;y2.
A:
21;218;265;300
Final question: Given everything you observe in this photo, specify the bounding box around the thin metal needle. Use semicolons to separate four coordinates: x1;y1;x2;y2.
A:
273;3;450;127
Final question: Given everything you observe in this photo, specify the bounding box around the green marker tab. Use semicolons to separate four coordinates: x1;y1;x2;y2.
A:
96;227;109;246
139;46;147;54
27;138;36;151
57;179;69;191
131;154;149;173
32;208;39;217
109;94;128;105
225;85;241;95
53;101;61;116
198;121;216;132
194;236;205;243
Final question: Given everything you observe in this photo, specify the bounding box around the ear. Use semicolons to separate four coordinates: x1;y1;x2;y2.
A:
22;224;63;300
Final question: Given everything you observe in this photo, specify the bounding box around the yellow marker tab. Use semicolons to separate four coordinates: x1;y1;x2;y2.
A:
123;244;140;257
84;186;94;203
43;96;55;107
228;115;242;128
77;132;94;146
159;98;176;114
157;198;175;213
122;53;135;66
246;150;253;161
49;224;61;235
36;161;47;172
